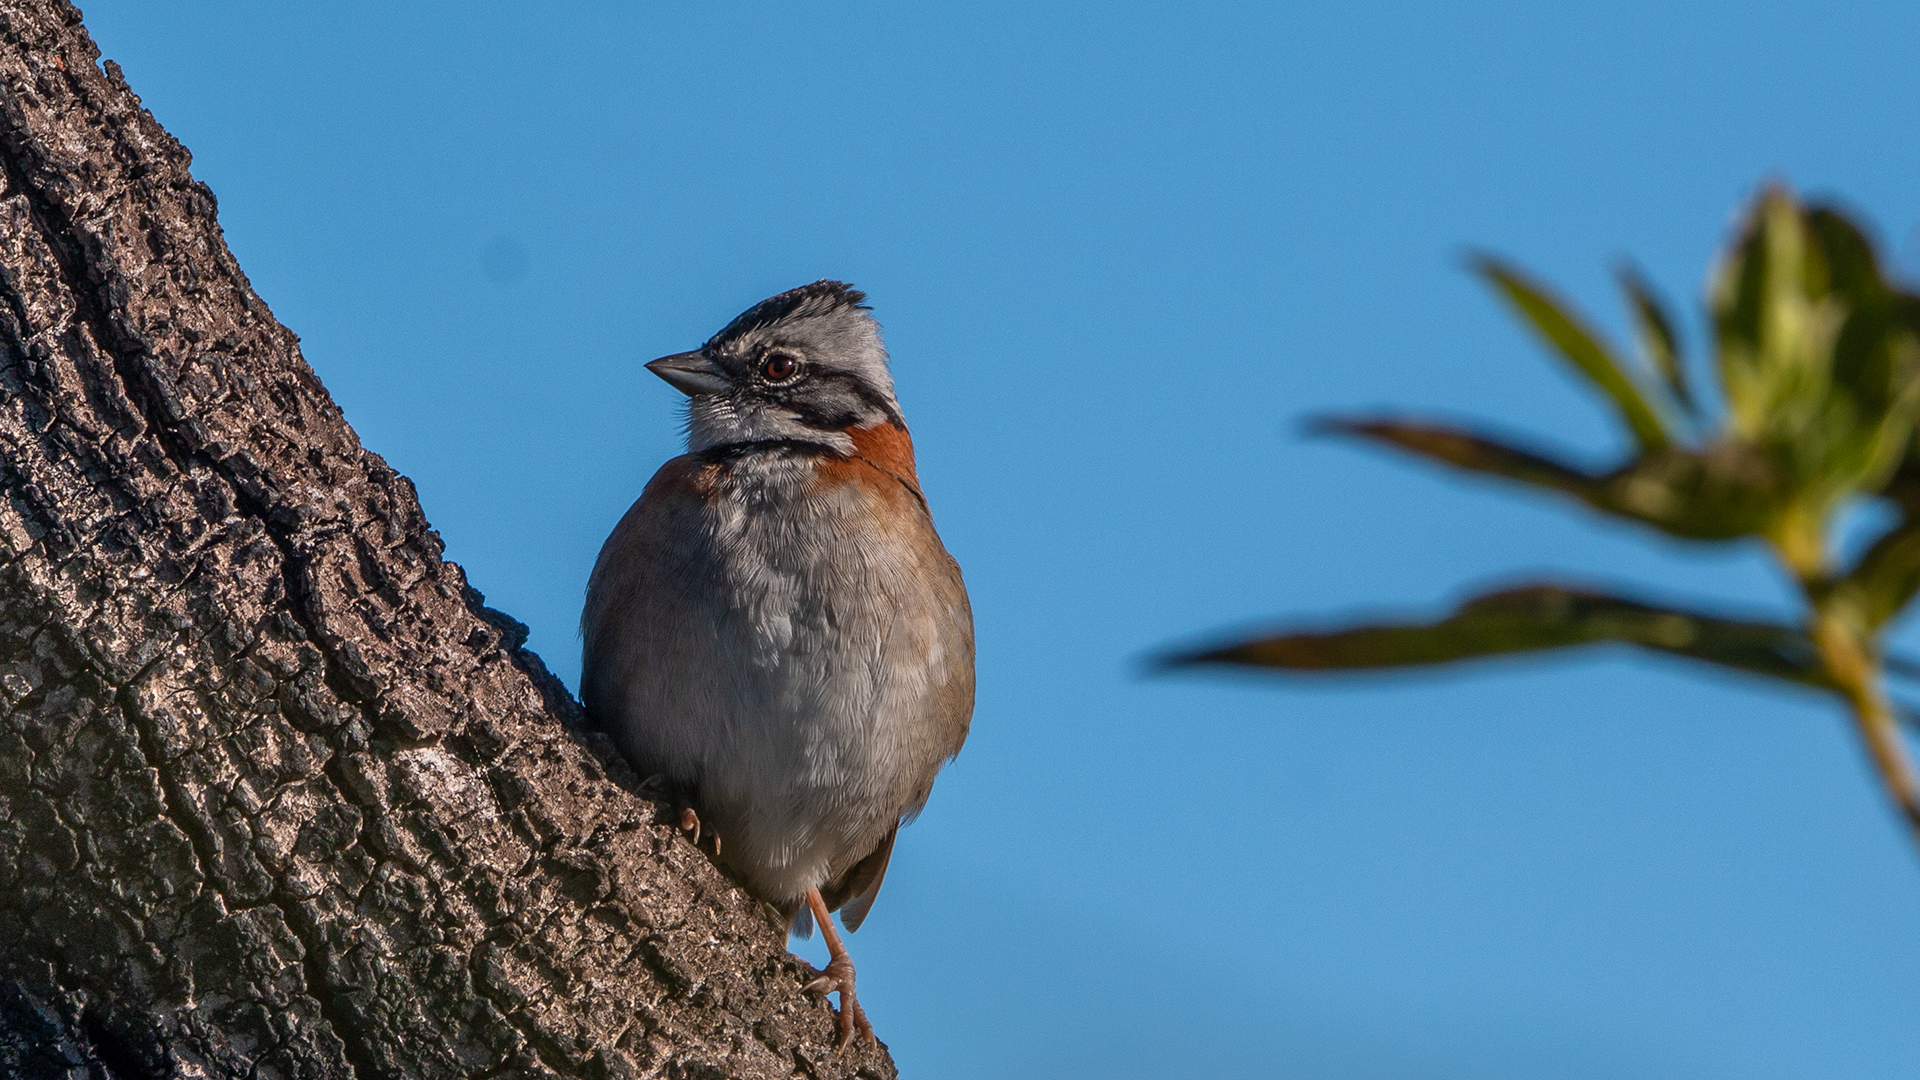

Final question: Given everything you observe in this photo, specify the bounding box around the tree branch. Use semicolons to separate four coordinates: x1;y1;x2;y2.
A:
0;4;893;1076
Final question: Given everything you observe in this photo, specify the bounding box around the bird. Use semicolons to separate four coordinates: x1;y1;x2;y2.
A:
580;280;975;1046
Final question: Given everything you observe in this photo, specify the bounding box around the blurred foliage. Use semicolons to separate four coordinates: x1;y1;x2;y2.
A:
1169;186;1920;843
1173;584;1833;693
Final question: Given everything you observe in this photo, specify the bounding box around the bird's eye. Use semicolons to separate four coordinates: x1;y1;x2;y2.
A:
761;352;800;382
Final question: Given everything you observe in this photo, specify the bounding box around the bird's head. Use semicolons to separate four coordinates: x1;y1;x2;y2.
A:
647;280;904;454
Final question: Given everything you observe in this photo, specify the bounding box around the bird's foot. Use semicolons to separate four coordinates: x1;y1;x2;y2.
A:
803;953;873;1048
676;807;723;856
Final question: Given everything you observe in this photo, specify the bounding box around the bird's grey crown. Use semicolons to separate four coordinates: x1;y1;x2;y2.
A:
672;280;904;455
706;280;870;347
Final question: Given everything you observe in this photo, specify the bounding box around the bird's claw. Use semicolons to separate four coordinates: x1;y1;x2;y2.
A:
803;955;873;1048
675;807;723;856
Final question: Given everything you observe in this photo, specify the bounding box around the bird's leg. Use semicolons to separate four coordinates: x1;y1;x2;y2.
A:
801;886;873;1048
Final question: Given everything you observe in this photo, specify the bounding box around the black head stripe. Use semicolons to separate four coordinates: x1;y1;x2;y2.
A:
697;438;839;465
782;370;905;432
708;280;869;348
844;376;906;429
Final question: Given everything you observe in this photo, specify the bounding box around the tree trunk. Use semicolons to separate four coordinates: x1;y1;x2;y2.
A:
0;4;898;1077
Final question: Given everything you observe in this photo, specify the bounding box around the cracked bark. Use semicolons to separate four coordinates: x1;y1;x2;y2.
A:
0;4;899;1077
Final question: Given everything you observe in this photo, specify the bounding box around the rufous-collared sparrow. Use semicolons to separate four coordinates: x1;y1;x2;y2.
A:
581;281;975;1046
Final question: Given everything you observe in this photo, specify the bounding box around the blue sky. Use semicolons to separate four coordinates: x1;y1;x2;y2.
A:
82;2;1920;1076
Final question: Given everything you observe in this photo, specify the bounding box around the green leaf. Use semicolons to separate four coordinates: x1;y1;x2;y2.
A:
1807;207;1890;307
1835;513;1920;632
1881;413;1920;511
1320;417;1777;541
1474;255;1671;451
1588;443;1779;540
1309;417;1602;500
1712;187;1825;450
1808;209;1920;495
1703;190;1920;572
1161;583;1832;692
1616;262;1695;418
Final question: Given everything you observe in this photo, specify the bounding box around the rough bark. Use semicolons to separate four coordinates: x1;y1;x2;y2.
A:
0;4;898;1077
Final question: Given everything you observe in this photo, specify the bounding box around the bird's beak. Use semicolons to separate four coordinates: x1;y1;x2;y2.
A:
645;350;731;397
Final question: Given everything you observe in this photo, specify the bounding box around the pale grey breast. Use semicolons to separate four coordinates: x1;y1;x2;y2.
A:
580;441;974;912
